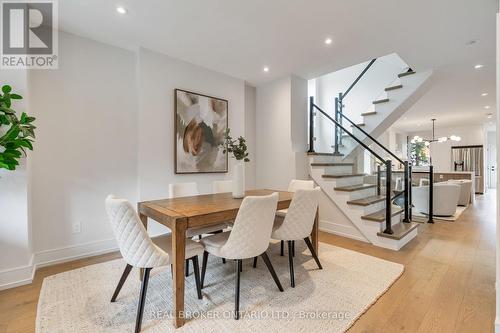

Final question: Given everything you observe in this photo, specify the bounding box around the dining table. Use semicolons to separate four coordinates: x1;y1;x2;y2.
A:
137;188;319;328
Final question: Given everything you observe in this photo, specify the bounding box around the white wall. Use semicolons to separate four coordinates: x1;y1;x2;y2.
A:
495;9;500;333
136;47;247;234
312;53;407;152
1;32;256;289
0;70;32;289
28;32;139;256
408;125;484;172
255;75;308;190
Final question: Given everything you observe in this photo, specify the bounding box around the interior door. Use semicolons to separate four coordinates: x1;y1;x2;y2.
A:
488;143;496;189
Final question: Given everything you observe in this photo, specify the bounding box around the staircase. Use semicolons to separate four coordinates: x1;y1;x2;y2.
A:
308;152;418;250
307;65;430;251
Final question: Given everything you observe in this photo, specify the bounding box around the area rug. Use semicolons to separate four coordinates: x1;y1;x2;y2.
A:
36;242;404;333
412;205;467;222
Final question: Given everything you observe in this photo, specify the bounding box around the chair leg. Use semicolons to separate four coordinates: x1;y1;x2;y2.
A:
252;257;258;268
292;240;295;257
280;240;284;256
201;251;209;289
260;252;284;292
185;259;190;277
191;256;203;300
234;259;242;320
288;241;295;288
110;264;133;302
135;267;151;333
304;237;322;269
222;258;226;264
198;235;202;240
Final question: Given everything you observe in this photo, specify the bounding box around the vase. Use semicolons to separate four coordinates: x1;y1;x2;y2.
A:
232;160;245;198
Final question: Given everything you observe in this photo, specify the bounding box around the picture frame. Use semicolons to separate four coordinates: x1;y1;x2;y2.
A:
174;89;228;174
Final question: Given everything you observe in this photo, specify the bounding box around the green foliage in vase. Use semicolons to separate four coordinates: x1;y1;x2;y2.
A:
221;128;250;162
0;85;36;171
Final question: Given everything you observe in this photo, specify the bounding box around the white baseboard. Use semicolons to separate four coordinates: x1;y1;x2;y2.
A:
0;238;119;290
33;238;118;268
0;255;35;290
319;219;369;243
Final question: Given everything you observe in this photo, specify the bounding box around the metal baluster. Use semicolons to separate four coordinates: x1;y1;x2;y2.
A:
383;160;393;234
308;96;315;153
428;165;434;223
403;161;410;222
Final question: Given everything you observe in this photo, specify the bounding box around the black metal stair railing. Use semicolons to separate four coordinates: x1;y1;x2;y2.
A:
309;99;394;235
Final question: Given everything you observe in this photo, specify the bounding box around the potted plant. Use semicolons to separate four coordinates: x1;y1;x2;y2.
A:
221;128;249;198
0;85;36;171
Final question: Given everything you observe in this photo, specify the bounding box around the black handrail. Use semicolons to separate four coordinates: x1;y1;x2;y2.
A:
310;99;386;163
334;58;377;155
336;111;404;164
341;58;377;100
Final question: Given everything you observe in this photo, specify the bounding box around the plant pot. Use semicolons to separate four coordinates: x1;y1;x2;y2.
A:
232;160;245;198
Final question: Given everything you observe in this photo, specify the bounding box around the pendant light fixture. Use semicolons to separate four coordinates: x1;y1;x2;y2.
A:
410;119;461;145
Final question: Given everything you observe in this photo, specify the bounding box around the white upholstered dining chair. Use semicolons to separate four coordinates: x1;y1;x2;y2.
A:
169;182;230;276
199;192;284;319
213;180;233;193
105;195;204;333
271;188;322;287
276;179;314;256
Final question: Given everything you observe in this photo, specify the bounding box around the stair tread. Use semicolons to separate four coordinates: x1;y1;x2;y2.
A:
351;123;365;127
361;207;404;222
385;84;403;91
361;111;377;116
323;173;365;179
310;162;354;166
334;184;377;192
307;152;344;156
347;195;386;206
373;98;389;104
377;222;419;240
398;71;416;78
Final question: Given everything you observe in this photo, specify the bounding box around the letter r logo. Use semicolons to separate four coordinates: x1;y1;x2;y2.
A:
2;2;53;54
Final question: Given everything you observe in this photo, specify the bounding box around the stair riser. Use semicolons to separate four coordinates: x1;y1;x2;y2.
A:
309;155;344;163
347;187;378;200
333;177;365;187
378;214;404;233
348;201;385;216
320;165;354;174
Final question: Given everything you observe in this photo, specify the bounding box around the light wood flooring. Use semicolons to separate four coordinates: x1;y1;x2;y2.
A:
0;191;496;332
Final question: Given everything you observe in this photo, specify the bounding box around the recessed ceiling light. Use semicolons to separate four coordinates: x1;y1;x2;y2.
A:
116;6;128;15
484;105;491;109
474;64;484;69
481;92;488;96
263;66;269;72
324;38;333;45
487;113;493;119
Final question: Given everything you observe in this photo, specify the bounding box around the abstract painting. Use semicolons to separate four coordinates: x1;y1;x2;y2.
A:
174;89;228;173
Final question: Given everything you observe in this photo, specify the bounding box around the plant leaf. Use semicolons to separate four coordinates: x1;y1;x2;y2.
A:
2;85;12;93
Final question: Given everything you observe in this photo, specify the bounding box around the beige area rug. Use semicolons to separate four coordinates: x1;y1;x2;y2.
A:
36;242;404;333
412;205;468;222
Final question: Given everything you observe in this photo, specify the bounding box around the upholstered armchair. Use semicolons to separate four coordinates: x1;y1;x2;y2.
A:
412;183;461;217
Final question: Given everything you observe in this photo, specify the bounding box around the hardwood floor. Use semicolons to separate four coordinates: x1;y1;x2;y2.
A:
0;191;496;332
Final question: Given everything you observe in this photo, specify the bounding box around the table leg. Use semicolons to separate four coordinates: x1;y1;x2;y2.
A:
138;212;148;281
172;218;187;328
310;208;319;255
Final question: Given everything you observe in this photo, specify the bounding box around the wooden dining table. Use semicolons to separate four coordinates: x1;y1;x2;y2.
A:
137;189;319;328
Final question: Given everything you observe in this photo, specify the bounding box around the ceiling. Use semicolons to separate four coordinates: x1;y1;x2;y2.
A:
58;0;498;130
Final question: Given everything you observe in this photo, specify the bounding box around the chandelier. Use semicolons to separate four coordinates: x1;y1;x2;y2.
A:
410;118;461;146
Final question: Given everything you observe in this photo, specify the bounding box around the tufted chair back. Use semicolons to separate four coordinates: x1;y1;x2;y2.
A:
169;182;199;198
105;195;169;268
220;193;278;259
273;188;320;241
288;179;314;192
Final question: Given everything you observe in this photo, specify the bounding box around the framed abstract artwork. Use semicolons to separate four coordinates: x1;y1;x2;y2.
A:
174;89;228;174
